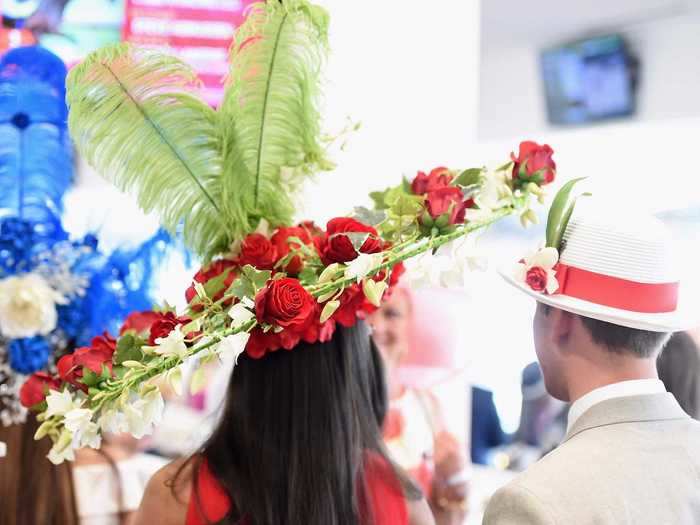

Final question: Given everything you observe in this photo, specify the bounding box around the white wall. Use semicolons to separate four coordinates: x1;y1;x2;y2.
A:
302;0;481;223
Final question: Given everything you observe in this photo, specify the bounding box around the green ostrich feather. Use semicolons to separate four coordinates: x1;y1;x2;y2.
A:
66;43;228;257
219;0;333;241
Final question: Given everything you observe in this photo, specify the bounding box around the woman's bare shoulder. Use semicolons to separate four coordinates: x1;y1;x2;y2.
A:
407;498;436;525
134;457;195;525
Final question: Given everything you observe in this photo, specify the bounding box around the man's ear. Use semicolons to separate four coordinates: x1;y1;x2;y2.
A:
550;307;575;351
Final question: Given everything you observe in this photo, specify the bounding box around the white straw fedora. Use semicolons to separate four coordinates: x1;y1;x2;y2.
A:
500;195;697;333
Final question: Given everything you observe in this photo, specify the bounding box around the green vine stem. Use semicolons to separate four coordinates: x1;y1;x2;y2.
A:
309;207;512;297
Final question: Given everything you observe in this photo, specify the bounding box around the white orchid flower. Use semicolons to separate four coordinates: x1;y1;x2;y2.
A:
228;303;256;329
216;333;250;363
345;253;384;283
154;325;188;358
45;390;81;418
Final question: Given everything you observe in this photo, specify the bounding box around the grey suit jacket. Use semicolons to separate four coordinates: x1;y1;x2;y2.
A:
483;393;700;524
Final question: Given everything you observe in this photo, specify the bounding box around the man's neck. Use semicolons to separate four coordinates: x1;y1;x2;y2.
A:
565;353;659;404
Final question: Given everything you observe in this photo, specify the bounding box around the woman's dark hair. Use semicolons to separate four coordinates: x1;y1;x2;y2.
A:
189;321;419;525
658;331;700;419
0;412;79;525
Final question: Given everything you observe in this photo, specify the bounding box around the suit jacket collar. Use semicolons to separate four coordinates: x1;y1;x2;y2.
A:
564;392;689;442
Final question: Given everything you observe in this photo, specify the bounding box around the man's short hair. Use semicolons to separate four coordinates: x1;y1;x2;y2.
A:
541;304;671;357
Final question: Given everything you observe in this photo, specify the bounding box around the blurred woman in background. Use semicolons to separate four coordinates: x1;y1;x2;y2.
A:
0;412;78;525
369;288;469;525
0;406;166;525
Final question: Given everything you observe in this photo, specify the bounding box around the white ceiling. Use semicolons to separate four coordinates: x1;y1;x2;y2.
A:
481;0;699;49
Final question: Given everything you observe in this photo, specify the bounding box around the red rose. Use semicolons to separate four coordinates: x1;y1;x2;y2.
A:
411;167;452;195
425;187;468;225
301;318;336;346
237;233;277;270
244;329;279;358
19;372;60;408
57;353;82;387
271;226;313;275
333;284;369;327
73;346;113;376
120;311;162;336
389;262;405;287
254;278;316;331
148;312;181;345
511;141;556;185
90;333;117;359
525;266;548;292
320;218;383;264
185;259;238;306
298;221;325;239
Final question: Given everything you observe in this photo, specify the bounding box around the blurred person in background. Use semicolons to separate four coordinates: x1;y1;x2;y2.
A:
512;362;567;465
0;411;78;525
657;331;700;419
0;406;166;525
470;385;507;466
369;287;470;525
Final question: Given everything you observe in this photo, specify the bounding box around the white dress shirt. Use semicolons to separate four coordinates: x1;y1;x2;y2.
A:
567;379;667;433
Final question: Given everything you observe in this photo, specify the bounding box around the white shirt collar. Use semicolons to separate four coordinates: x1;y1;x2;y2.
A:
567;379;666;433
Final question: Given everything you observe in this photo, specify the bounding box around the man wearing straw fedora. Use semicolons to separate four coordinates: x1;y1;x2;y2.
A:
484;181;700;524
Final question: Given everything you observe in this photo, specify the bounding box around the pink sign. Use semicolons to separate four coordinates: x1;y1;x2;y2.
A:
123;0;257;105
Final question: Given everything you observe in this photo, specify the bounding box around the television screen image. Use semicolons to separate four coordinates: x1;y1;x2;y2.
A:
541;35;637;125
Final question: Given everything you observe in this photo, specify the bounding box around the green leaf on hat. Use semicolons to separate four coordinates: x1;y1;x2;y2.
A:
545;178;587;250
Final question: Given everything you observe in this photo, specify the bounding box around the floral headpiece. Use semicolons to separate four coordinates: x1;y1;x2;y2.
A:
21;0;556;463
0;47;169;430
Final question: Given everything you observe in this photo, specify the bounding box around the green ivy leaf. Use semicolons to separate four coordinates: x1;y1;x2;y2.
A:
455;167;484;187
231;266;272;299
389;193;424;218
203;267;234;300
81;367;99;388
298;266;319;286
369;189;390;210
243;266;271;291
353;206;387;227
114;334;145;365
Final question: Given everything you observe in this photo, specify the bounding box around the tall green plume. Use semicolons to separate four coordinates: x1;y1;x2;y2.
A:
66;43;227;257
220;0;332;240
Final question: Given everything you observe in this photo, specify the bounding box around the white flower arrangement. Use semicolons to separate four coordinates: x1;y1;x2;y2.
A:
0;274;67;339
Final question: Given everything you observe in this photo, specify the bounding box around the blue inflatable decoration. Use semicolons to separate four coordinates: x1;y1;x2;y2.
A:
0;46;180;426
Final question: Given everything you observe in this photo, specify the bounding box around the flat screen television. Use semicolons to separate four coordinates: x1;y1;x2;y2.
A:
541;35;638;125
